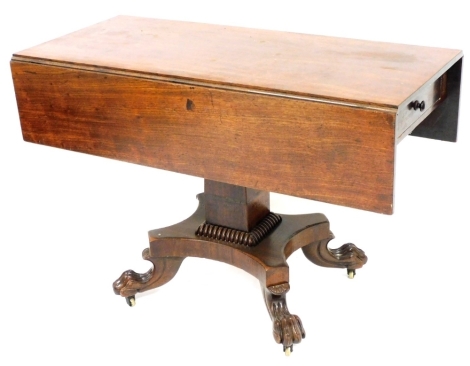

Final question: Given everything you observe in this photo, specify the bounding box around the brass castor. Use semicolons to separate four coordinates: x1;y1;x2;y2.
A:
126;295;136;307
284;345;293;356
347;269;356;279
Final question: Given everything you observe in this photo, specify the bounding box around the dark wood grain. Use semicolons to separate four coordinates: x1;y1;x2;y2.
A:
204;180;269;231
264;284;305;353
145;194;332;289
11;61;396;213
410;57;463;142
11;17;463;213
113;192;367;352
113;251;184;298
302;235;368;270
11;17;462;355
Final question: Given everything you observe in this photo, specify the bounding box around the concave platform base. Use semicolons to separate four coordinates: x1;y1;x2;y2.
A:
113;193;367;354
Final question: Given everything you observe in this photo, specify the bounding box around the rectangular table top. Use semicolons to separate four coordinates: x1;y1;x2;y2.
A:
14;15;461;109
11;16;463;214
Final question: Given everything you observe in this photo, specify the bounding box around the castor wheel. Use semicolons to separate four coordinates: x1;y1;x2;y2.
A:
126;295;136;307
283;345;293;356
347;269;356;279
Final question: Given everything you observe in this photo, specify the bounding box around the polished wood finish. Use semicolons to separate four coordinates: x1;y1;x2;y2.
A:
204;180;269;232
263;284;305;353
10;16;463;213
302;236;367;270
12;16;461;108
411;57;463;142
396;73;446;142
10;16;462;354
113;192;367;352
196;212;282;247
11;61;396;213
113;253;184;298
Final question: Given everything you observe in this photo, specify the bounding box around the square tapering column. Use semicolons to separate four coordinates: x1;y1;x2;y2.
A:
204;180;270;232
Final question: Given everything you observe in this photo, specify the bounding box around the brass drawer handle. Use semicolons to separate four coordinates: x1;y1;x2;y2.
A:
411;100;425;111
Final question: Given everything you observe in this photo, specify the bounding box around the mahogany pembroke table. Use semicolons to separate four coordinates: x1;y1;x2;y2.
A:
11;16;463;355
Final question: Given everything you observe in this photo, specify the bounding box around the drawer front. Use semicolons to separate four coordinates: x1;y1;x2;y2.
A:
397;73;446;141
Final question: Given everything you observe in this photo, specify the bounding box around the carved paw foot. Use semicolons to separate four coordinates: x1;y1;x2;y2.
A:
113;268;153;298
272;305;306;349
264;283;305;354
330;242;367;267
113;248;185;300
302;233;368;272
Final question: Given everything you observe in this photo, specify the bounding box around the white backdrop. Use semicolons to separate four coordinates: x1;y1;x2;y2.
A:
1;1;469;365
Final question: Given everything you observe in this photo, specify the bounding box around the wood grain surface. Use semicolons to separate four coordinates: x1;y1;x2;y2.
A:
11;61;396;213
204;180;270;232
12;15;462;108
11;16;463;214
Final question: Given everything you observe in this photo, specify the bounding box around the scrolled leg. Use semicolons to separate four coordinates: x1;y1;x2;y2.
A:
263;283;305;355
302;232;367;277
113;248;185;303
